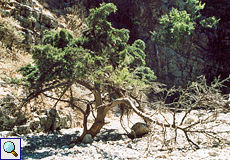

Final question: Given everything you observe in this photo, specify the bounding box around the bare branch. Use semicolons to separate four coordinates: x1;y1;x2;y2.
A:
42;93;85;115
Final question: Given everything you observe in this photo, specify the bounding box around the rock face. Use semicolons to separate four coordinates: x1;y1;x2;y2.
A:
0;93;76;135
128;122;150;139
0;94;27;131
28;108;76;134
1;0;59;46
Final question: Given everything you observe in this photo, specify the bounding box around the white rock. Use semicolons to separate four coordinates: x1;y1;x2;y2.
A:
208;151;219;157
0;131;14;137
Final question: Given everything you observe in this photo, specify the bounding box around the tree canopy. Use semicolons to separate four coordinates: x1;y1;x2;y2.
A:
20;3;156;92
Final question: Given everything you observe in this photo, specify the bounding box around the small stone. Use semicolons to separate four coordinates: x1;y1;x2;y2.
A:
127;143;132;149
155;154;167;159
94;153;102;159
121;135;127;139
82;134;93;144
208;151;219;157
185;118;195;124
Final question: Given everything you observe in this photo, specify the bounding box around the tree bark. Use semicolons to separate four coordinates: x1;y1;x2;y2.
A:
71;82;107;143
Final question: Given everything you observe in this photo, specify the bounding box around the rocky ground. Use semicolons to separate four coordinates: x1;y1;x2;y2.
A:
7;113;230;160
1;77;230;160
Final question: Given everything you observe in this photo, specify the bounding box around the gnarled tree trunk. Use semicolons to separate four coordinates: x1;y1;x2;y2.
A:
71;82;108;143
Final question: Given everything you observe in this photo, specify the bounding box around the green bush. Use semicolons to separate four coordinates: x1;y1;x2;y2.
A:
43;28;73;49
0;16;24;49
158;7;195;46
152;0;219;48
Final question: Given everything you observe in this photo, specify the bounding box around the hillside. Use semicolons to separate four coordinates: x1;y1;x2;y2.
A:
0;1;230;160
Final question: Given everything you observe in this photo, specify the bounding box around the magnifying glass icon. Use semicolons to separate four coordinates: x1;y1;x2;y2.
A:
3;141;18;157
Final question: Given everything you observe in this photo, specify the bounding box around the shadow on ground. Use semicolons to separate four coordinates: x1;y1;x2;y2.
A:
21;130;80;159
95;128;128;141
21;128;132;159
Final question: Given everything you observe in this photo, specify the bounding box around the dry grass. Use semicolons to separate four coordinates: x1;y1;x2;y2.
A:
65;4;87;38
0;45;33;79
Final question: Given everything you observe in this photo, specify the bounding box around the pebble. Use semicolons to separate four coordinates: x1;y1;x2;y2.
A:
127;143;132;149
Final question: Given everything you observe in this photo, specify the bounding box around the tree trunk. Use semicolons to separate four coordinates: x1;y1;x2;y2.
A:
71;82;108;143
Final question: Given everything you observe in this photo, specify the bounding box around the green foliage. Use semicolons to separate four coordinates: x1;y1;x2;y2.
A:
133;67;157;83
185;0;205;19
3;77;23;85
20;34;88;88
73;3;130;70
20;63;39;85
71;3;154;84
20;3;156;90
119;40;146;68
200;16;220;29
110;67;131;85
132;39;146;50
152;0;219;48
158;7;195;46
131;17;141;27
43;28;73;49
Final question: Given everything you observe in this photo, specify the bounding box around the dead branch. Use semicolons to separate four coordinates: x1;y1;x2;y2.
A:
95;75;230;149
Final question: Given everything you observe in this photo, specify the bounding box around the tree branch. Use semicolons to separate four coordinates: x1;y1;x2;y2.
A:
42;93;85;115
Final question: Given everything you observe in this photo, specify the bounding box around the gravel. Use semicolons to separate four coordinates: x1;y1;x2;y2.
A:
7;114;230;159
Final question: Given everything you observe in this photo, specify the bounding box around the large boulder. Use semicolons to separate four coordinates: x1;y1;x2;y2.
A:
28;108;76;133
128;122;151;139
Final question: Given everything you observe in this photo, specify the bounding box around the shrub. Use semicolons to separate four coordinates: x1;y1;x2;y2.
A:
0;15;24;49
